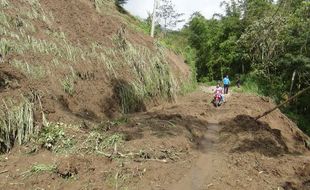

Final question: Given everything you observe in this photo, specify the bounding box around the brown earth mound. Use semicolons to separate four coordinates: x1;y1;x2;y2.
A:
220;115;307;157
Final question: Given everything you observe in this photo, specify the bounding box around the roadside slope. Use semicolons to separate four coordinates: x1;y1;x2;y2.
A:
0;0;191;125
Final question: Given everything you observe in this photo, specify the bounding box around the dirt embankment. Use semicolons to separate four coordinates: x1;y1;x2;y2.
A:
1;0;191;125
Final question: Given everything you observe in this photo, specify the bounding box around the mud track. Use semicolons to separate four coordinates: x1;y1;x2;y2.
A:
0;86;309;190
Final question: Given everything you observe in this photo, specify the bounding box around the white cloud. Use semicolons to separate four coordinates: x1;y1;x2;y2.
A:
124;0;224;28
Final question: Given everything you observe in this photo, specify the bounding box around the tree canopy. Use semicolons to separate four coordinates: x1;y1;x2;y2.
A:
182;0;310;134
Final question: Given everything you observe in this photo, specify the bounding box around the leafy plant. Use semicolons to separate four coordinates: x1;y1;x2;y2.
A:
38;122;74;153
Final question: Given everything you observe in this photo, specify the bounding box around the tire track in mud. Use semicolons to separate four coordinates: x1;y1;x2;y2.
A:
168;124;224;190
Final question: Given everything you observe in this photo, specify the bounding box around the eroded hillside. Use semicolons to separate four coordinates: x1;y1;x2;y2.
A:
0;1;309;190
0;0;191;152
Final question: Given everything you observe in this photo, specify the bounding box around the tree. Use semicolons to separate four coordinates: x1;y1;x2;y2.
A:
115;0;128;6
156;0;185;30
115;0;128;13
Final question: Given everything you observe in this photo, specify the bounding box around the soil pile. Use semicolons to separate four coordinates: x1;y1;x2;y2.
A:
220;115;289;156
220;115;309;156
283;163;310;190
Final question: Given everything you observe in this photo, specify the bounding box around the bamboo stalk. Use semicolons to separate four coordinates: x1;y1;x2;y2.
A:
255;86;310;121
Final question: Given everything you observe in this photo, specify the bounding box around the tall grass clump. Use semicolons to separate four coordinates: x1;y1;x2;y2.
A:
129;44;177;98
94;0;114;13
12;59;46;79
102;30;180;113
0;0;9;8
0;98;37;153
61;68;77;96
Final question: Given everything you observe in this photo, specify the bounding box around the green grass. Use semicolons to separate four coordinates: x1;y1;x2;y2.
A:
12;59;46;79
0;0;9;8
180;80;197;95
30;164;56;173
38;122;75;153
61;75;75;96
0;97;37;153
22;163;56;178
201;80;217;86
231;74;261;95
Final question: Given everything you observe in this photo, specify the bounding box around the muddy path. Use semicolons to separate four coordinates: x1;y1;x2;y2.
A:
168;124;224;190
0;86;309;190
144;86;310;190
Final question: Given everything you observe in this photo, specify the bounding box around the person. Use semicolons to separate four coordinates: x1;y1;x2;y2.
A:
223;75;230;94
214;82;224;102
236;76;241;88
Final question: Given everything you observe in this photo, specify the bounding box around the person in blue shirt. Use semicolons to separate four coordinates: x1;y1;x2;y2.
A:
223;75;230;94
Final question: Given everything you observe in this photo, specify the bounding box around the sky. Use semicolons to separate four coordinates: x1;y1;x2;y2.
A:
124;0;225;29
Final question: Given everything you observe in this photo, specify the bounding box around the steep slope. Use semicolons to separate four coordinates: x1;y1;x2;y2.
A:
1;1;309;190
0;0;191;150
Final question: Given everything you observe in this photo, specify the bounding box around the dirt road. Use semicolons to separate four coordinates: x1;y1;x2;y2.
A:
146;86;310;190
0;86;309;190
168;124;224;190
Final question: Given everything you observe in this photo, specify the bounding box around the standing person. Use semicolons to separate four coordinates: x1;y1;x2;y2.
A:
223;75;230;94
236;76;241;88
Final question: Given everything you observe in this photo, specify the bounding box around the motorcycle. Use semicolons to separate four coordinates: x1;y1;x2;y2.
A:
213;93;223;107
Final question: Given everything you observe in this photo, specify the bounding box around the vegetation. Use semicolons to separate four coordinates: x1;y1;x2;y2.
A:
183;0;310;135
156;0;185;30
0;0;191;115
0;97;37;153
29;164;56;173
37;122;75;153
132;0;309;135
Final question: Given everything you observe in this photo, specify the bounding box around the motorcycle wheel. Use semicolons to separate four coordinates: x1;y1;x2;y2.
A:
214;99;219;107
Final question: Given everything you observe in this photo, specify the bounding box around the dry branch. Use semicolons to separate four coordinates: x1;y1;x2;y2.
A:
255;86;310;121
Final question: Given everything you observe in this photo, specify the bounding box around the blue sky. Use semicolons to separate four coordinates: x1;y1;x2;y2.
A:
124;0;224;28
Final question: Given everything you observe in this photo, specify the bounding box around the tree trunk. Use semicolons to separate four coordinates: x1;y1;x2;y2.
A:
289;70;296;97
242;62;245;74
150;0;158;38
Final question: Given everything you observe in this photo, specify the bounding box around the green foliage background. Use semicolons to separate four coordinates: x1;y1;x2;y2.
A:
147;0;310;135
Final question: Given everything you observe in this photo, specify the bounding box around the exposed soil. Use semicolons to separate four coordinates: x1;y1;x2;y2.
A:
0;87;309;190
1;0;191;123
1;0;309;189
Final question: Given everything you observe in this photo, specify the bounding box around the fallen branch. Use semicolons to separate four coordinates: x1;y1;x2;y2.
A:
97;151;168;163
255;86;310;121
0;170;8;174
134;158;168;163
